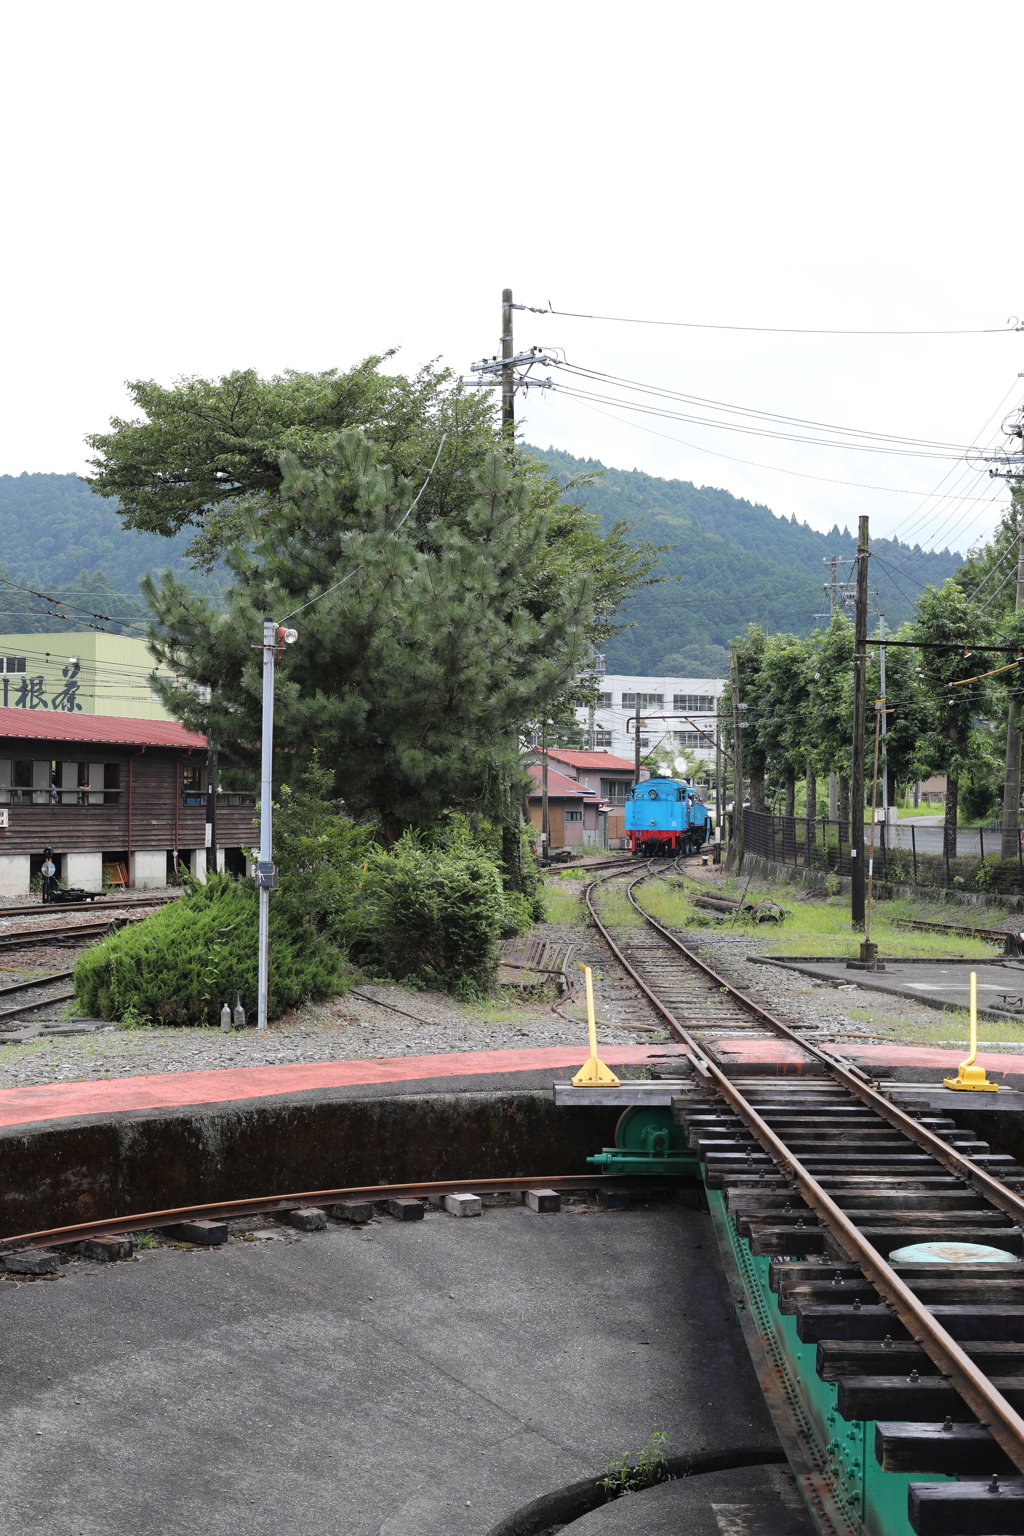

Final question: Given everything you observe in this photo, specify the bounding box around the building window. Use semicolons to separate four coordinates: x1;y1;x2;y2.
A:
565;809;583;822
601;779;631;803
597;693;612;708
621;693;664;709
103;763;121;805
674;731;702;749
593;730;613;747
1;657;27;674
181;763;205;805
673;694;717;714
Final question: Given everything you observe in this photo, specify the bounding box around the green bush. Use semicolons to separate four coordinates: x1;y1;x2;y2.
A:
272;755;372;947
354;831;506;988
74;875;344;1026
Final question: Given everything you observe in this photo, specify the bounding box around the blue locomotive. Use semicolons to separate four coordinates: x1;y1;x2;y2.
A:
624;778;710;856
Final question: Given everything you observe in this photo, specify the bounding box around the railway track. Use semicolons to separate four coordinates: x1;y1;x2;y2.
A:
581;860;1024;1524
0;912;148;953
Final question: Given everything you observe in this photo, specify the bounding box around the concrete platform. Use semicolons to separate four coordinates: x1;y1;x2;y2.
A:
0;1043;687;1130
0;1194;779;1535
753;954;1024;1021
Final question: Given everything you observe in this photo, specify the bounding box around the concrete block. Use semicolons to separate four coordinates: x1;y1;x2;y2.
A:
386;1197;425;1221
287;1207;327;1232
163;1219;228;1245
443;1192;482;1217
0;854;30;896
65;852;103;893
4;1249;60;1275
69;1234;136;1261
599;1189;635;1210
329;1199;374;1223
130;849;166;890
525;1189;562;1213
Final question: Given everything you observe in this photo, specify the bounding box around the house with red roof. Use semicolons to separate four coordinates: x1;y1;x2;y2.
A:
522;748;641;850
0;709;254;895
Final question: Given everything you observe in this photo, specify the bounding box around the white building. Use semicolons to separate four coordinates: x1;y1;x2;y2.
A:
575;673;725;765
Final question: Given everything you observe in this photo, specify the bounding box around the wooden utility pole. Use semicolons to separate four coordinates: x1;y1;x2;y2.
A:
1001;518;1024;857
728;647;744;871
850;515;869;928
501;288;514;438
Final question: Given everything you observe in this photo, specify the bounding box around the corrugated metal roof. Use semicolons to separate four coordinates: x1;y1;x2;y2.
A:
525;764;596;799
545;749;635;772
0;708;206;749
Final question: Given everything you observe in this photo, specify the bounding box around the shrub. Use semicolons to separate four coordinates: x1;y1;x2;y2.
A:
354;832;506;988
272;755;372;947
74;875;344;1026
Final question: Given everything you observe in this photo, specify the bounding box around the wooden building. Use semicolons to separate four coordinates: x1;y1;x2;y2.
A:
0;709;255;895
523;749;638;850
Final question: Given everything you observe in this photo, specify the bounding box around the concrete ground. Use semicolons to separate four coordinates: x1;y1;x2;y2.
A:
0;1197;779;1536
756;955;1024;1026
569;1462;813;1536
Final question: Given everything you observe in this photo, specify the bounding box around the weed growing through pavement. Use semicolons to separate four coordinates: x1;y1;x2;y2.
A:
600;1430;674;1499
134;1233;158;1249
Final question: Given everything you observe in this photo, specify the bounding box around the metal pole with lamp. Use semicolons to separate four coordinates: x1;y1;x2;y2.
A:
255;618;297;1034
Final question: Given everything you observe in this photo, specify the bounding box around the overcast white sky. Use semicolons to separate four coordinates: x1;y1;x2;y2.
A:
2;1;1021;555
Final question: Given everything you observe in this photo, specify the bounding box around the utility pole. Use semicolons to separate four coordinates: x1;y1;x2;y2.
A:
501;287;514;439
879;615;888;826
1001;517;1024;857
728;647;744;871
633;712;644;787
205;740;218;875
540;719;550;866
850;516;870;929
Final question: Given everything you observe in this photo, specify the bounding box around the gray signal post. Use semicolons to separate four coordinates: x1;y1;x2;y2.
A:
255;617;298;1034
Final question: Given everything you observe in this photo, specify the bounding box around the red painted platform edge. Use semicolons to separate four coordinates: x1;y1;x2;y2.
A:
0;1044;686;1130
713;1036;1024;1081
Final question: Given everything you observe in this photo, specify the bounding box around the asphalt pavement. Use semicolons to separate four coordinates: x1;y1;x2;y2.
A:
0;1197;778;1536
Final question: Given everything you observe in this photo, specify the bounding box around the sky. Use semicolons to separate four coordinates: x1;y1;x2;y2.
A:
2;1;1022;557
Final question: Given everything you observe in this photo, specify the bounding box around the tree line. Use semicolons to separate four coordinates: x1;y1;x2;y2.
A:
726;495;1024;858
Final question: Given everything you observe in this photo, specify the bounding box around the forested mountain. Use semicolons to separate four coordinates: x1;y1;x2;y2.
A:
0;473;223;633
527;446;966;676
0;463;966;665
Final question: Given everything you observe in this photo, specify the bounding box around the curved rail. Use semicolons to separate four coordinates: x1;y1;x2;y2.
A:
585;860;1024;1474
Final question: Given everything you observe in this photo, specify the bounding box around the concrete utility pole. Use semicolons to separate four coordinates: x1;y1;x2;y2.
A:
540;719;550;866
501;288;514;437
850;516;870;928
205;741;218;875
728;647;744;871
633;711;643;787
1001;517;1024;856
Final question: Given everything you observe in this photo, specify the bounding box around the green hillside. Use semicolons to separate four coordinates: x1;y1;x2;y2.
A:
527;446;964;675
0;472;222;633
0;463;964;666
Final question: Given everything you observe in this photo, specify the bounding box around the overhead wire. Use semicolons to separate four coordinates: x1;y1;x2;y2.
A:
540;390;1004;505
516;300;1021;337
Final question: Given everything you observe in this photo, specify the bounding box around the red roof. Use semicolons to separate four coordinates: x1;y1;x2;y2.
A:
0;708;206;749
525;763;597;800
546;749;635;773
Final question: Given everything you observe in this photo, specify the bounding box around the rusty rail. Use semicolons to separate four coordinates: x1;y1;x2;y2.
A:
584;862;1024;1474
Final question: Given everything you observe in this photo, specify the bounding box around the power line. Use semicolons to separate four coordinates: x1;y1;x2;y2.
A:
513;300;1022;337
543;390;1004;505
553;362;973;454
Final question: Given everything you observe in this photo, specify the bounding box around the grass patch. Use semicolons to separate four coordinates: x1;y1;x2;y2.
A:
631;874;1003;959
592;885;644;928
543;882;583;924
